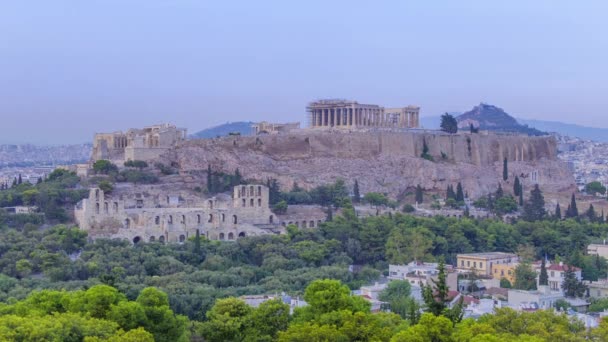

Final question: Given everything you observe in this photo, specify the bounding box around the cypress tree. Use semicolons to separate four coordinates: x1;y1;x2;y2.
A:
519;190;524;206
555;203;562;220
353;180;361;204
567;193;579;218
415;184;423;204
18;174;22;184
539;258;549;286
503;158;508;181
446;185;456;200
12;178;17;187
194;229;201;255
513;176;521;196
587;204;597;222
456;182;464;202
495;183;504;199
522;184;546;221
36;177;42;184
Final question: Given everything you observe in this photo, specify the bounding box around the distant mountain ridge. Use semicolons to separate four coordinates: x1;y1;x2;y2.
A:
190;122;253;139
456;103;546;136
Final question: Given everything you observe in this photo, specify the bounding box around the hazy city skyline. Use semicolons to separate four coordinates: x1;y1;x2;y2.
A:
1;1;607;144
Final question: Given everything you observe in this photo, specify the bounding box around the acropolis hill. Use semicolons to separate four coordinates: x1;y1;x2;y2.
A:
166;129;573;199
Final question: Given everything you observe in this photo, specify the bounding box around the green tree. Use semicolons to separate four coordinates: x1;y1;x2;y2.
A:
272;200;288;214
200;297;252;342
440;113;458;134
586;204;597;222
247;299;290;340
539;259;548;286
421;260;463;326
561;266;587;298
495;196;518;215
421;138;433;161
585;181;606;196
514;263;537;291
98;180;114;193
555;203;562;220
522;184;546;221
363;192;388;207
503;158;508;181
500;278;512;289
93;160;118;175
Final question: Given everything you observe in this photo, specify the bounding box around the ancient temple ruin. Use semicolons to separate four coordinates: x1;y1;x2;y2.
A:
306;99;419;129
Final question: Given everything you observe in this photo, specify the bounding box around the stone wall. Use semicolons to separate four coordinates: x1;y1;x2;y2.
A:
167;130;573;199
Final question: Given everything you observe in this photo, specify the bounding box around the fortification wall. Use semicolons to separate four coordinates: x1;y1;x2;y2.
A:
168;130;572;199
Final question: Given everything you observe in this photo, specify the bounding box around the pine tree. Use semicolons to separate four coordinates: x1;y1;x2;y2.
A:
233;168;242;186
562;266;587;298
440;113;458;134
513;176;521;196
415;184;423;204
503;158;508;181
353;180;360;204
539;259;549;286
17;174;22;184
422;260;463;326
456;182;464;202
522;184;546;221
555;203;562;220
12;178;17;187
36;177;42;184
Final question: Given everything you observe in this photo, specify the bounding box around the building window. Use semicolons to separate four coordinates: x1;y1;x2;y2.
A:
168;215;173;224
242;199;246;207
467;261;470;267
208;200;213;209
95;203;100;214
155;216;160;225
269;215;274;224
461;261;464;267
473;262;477;268
149;236;155;242
197;214;201;224
208;214;213;223
232;215;238;224
181;215;186;224
159;235;165;243
257;186;261;196
113;202;118;213
228;232;234;240
258;198;262;207
250;198;254;207
479;262;483;268
104;202;109;214
309;220;314;227
219;233;225;240
179;235;185;243
250;186;254;196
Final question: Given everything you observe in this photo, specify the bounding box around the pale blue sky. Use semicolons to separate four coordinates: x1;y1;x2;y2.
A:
1;1;607;144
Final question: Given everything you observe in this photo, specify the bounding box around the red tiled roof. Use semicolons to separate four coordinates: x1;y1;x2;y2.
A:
546;264;581;272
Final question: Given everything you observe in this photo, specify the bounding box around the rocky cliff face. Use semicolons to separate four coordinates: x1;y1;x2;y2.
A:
167;130;574;199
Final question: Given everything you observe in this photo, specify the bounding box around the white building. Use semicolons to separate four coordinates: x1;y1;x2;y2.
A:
534;261;582;294
508;286;564;311
588;243;608;259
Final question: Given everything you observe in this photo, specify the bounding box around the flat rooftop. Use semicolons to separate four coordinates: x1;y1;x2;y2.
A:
457;252;517;260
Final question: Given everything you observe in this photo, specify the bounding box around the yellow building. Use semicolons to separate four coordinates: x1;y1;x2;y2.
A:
492;263;517;284
457;252;519;276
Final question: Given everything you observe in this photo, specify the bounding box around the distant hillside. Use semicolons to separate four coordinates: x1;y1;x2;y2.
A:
517;118;608;142
456;103;546;136
191;122;253;139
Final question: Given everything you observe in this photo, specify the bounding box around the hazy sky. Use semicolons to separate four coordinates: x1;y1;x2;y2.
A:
1;1;607;144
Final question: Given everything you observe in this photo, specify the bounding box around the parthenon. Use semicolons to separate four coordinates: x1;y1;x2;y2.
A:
306;99;419;129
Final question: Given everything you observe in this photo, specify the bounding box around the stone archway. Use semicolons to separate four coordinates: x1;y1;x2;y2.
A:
238;232;246;238
133;236;141;244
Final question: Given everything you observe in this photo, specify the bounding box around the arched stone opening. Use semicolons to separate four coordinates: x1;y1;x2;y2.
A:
179;235;186;243
219;233;225;240
250;198;254;207
159;235;165;243
269;215;274;224
222;213;226;222
228;232;234;240
208;214;213;223
133;236;141;244
309;220;315;227
258;198;262;207
149;236;155;242
232;215;238;224
238;232;246;238
155;216;160;225
242;199;246;207
197;214;201;224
